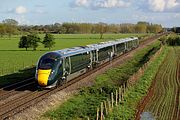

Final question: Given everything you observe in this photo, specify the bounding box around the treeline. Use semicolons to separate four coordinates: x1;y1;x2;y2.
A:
159;34;180;46
0;19;163;37
0;19;19;37
21;22;163;34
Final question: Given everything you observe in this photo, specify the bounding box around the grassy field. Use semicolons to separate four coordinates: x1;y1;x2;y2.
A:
0;33;146;76
144;46;180;120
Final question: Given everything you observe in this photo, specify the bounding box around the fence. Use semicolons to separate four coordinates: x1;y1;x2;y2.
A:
93;47;162;120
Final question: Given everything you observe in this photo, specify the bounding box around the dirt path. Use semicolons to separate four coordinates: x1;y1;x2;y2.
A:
136;47;180;120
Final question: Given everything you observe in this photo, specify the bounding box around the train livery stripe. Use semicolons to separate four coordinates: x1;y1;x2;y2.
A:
37;69;51;86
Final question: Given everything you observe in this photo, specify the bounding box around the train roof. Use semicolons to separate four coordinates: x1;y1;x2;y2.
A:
87;37;138;49
55;46;93;57
50;37;138;57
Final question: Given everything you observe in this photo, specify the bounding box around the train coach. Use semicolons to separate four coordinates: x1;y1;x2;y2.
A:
35;37;139;88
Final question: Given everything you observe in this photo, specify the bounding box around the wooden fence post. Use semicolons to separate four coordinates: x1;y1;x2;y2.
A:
122;92;124;102
115;90;118;106
108;99;111;112
100;102;104;120
96;107;99;120
119;87;122;103
111;92;114;108
104;100;108;115
123;83;126;93
100;88;102;93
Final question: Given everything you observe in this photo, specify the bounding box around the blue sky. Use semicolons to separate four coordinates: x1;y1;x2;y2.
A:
0;0;179;27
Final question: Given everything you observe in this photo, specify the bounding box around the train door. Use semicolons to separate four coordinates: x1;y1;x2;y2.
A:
125;42;127;52
64;57;71;78
92;50;98;67
114;44;117;55
112;45;115;57
92;50;98;62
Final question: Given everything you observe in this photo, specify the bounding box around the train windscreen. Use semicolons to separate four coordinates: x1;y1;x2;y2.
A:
38;52;61;69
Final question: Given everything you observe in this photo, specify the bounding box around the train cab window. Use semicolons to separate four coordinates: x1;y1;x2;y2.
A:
38;52;61;70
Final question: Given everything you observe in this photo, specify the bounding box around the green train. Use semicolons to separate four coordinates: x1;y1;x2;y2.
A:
35;37;139;88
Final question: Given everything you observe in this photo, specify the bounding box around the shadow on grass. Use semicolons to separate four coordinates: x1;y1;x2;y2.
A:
0;67;37;91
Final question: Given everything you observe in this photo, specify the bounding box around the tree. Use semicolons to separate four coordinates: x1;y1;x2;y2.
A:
1;19;19;38
2;19;18;26
58;26;67;34
27;34;41;50
0;24;6;37
42;33;55;50
94;23;108;39
135;24;147;33
5;24;18;38
18;36;30;51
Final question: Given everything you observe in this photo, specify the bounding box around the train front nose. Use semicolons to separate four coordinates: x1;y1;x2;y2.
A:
37;69;51;86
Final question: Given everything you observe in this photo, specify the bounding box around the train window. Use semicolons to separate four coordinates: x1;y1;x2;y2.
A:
116;43;125;52
98;46;112;61
70;52;91;73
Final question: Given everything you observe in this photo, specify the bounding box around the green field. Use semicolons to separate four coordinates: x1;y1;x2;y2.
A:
0;34;146;76
144;47;180;120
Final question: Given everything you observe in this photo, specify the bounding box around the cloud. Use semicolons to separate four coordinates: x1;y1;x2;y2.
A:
72;0;131;9
148;0;165;12
72;0;180;12
75;0;89;7
147;0;180;12
95;0;130;8
15;6;27;14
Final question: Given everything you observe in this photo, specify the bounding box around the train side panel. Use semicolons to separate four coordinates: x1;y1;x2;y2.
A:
64;52;92;81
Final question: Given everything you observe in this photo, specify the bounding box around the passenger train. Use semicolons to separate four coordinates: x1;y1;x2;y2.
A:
35;37;139;88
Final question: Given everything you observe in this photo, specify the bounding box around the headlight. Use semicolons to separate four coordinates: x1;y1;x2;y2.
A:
35;69;38;79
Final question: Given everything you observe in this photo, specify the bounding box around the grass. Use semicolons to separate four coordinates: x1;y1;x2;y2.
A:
43;39;161;120
0;34;147;77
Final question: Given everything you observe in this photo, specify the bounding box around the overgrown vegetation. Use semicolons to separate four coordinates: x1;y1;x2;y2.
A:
107;47;169;119
43;41;161;120
159;34;180;46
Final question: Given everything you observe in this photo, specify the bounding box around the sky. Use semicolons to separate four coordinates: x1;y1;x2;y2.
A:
0;0;179;27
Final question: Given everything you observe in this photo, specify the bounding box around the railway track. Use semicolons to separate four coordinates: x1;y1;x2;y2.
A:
0;33;167;120
0;78;36;101
0;77;34;92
